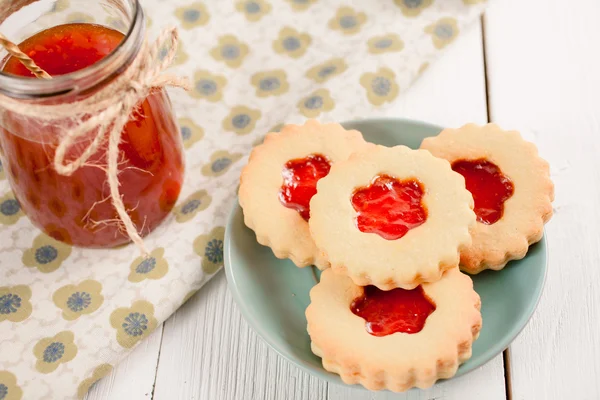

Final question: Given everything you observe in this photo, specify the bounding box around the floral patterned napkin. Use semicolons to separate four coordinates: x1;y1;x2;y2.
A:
0;0;486;398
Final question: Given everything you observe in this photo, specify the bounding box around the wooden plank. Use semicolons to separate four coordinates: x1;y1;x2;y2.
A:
484;0;600;399
85;327;163;400
327;19;506;400
153;273;328;400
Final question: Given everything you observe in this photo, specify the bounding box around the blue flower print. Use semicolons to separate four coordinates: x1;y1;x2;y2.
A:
194;227;226;274
135;257;157;274
205;239;224;264
372;77;391;96
183;9;200;22
304;96;323;110
0;199;16;216
202;151;242;177
35;245;58;265
0;384;7;400
0;294;21;315
375;38;393;49
212;158;232;173
251;70;289;97
181;199;202;215
259;77;280;92
181;126;192;141
403;0;422;8
221;45;240;60
196;79;217;96
340;15;357;29
435;23;454;39
66;292;92;312
122;312;149;337
43;342;65;363
282;36;301;51
245;1;261;13
232;114;251;129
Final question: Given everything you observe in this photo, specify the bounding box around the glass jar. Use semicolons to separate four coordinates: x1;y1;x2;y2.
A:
0;0;185;247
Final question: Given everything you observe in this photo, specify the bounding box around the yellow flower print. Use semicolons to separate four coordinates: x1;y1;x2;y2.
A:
297;89;335;118
22;233;72;273
194;226;225;274
394;0;433;17
172;40;189;67
128;248;169;283
65;12;95;23
328;7;367;35
173;190;212;223
34;331;78;374
201;151;243;177
210;35;249;68
464;0;486;4
285;0;317;11
53;280;103;321
235;0;272;22
178;118;204;149
360;68;400;106
0;285;32;323
222;106;261;135
0;192;23;225
273;27;312;59
251;70;289;97
190;70;227;102
175;2;210;30
110;300;158;349
367;34;404;54
77;364;113;399
306;58;348;83
52;0;70;12
425;17;460;49
0;370;23;400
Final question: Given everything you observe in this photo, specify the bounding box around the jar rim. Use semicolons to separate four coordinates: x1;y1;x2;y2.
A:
0;0;144;99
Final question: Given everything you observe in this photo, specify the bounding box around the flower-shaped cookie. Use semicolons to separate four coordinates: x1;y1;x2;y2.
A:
239;120;370;269
420;123;554;273
306;268;481;392
309;145;475;289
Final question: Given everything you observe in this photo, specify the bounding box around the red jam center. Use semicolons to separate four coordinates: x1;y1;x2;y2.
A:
351;175;427;240
279;154;331;221
451;159;515;225
351;285;436;336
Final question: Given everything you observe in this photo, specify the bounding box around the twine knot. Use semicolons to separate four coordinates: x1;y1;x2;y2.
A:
0;27;190;257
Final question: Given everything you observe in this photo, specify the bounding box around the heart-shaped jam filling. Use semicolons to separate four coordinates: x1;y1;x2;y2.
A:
279;154;331;221
351;285;436;336
351;175;427;240
451;159;514;225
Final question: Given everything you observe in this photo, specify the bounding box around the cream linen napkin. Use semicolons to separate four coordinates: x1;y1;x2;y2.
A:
0;0;486;398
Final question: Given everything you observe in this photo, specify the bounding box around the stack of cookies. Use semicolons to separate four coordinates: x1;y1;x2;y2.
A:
238;120;553;392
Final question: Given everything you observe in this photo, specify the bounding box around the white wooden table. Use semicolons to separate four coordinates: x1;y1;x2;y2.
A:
87;0;600;398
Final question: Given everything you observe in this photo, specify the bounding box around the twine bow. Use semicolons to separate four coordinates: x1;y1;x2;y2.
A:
0;27;191;256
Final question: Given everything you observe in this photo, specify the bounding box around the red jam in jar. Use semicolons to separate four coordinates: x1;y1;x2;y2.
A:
0;24;184;247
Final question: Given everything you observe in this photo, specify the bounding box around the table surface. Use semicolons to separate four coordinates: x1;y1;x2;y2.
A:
86;0;600;399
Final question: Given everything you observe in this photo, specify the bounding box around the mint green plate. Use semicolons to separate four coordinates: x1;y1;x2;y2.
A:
224;118;547;389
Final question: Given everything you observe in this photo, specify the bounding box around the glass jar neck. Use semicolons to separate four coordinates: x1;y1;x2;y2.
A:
0;0;144;100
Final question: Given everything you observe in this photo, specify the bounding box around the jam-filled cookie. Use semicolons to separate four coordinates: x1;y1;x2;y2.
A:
239;119;370;269
306;268;481;392
420;123;554;273
309;145;475;290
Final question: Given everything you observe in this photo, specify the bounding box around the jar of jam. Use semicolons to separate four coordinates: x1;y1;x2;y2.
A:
0;0;184;247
